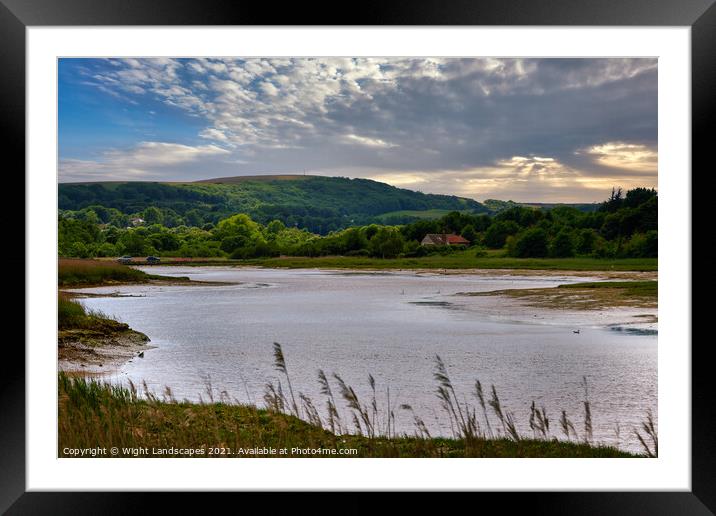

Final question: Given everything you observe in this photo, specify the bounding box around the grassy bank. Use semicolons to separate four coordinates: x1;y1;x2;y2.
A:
59;258;173;287
152;251;657;272
59;294;128;332
58;295;149;369
562;280;657;297
242;255;657;271
58;373;636;458
464;280;657;310
58;344;657;458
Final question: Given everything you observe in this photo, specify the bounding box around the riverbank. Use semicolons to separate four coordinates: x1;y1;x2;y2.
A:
58;373;638;458
117;253;657;272
59;258;234;290
59;258;188;287
459;280;658;311
58;295;152;373
239;255;657;272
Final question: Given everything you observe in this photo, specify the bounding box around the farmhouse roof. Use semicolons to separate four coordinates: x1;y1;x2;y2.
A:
421;233;470;245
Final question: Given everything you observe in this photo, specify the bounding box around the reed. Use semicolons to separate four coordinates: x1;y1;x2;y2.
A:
272;342;299;417
58;258;154;286
634;409;658;457
58;344;652;458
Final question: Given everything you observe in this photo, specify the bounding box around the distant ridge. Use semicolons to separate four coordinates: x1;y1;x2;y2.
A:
194;174;314;184
58;174;489;234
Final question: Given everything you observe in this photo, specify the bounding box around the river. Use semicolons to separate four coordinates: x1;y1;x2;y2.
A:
74;266;657;453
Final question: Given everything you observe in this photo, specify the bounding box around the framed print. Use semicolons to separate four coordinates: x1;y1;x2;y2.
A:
2;0;712;511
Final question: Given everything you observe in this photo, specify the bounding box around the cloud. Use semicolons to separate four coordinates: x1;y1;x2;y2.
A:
362;151;656;203
59;141;230;182
581;142;657;173
343;134;397;148
60;57;658;200
199;128;229;142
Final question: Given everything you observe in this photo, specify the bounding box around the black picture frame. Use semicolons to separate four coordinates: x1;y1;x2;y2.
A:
2;0;710;511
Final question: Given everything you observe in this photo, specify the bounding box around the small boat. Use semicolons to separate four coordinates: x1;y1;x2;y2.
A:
573;330;580;334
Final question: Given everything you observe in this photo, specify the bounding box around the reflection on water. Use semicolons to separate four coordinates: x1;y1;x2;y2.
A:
77;266;657;453
408;301;454;307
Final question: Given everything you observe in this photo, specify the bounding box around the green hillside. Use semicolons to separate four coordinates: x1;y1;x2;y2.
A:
484;199;599;213
59;175;488;234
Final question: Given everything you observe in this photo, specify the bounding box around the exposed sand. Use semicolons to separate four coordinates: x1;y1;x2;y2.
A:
412;268;657;280
460;285;657;311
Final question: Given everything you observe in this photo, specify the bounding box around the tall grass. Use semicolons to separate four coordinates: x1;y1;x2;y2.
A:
58;344;653;458
58;294;126;332
634;409;658;457
238;253;658;272
59;258;153;286
266;345;655;455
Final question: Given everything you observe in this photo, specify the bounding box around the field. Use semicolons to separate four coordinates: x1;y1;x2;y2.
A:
237;252;658;272
374;209;469;221
129;248;659;272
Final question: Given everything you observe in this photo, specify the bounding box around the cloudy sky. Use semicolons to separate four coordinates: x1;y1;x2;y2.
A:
58;57;657;202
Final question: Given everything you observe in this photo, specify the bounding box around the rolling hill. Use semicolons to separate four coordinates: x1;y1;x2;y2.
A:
483;199;599;213
59;175;489;234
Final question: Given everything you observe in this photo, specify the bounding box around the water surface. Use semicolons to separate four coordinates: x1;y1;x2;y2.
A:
77;266;657;453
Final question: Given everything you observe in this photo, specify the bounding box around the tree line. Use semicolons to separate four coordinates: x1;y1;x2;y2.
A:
58;177;486;235
58;187;657;260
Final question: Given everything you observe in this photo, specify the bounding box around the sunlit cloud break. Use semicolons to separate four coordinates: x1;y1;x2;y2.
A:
582;142;658;173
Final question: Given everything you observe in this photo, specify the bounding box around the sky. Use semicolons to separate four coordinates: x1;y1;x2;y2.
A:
58;57;657;202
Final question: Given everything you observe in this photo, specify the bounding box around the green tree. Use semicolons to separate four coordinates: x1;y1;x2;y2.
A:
184;209;203;227
342;228;368;252
624;187;657;208
214;214;263;253
69;241;91;258
484;221;519;249
460;224;477;243
549;229;576;258
95;242;117;257
575;228;598;255
512;228;548;258
369;227;405;258
117;230;152;256
267;220;286;234
142;206;164;225
58;218;100;256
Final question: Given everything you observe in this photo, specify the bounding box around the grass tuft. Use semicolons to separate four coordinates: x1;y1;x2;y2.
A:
58;346;652;458
59;258;154;287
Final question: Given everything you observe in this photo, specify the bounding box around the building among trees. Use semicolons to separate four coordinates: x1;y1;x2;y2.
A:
420;233;470;246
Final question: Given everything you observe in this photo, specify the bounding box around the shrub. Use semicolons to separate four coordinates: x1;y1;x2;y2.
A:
592;239;618;259
549;229;576;258
484;221;519;249
368;227;405;258
95;242;117;257
621;231;658;258
511;228;549;258
575;228;598;255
